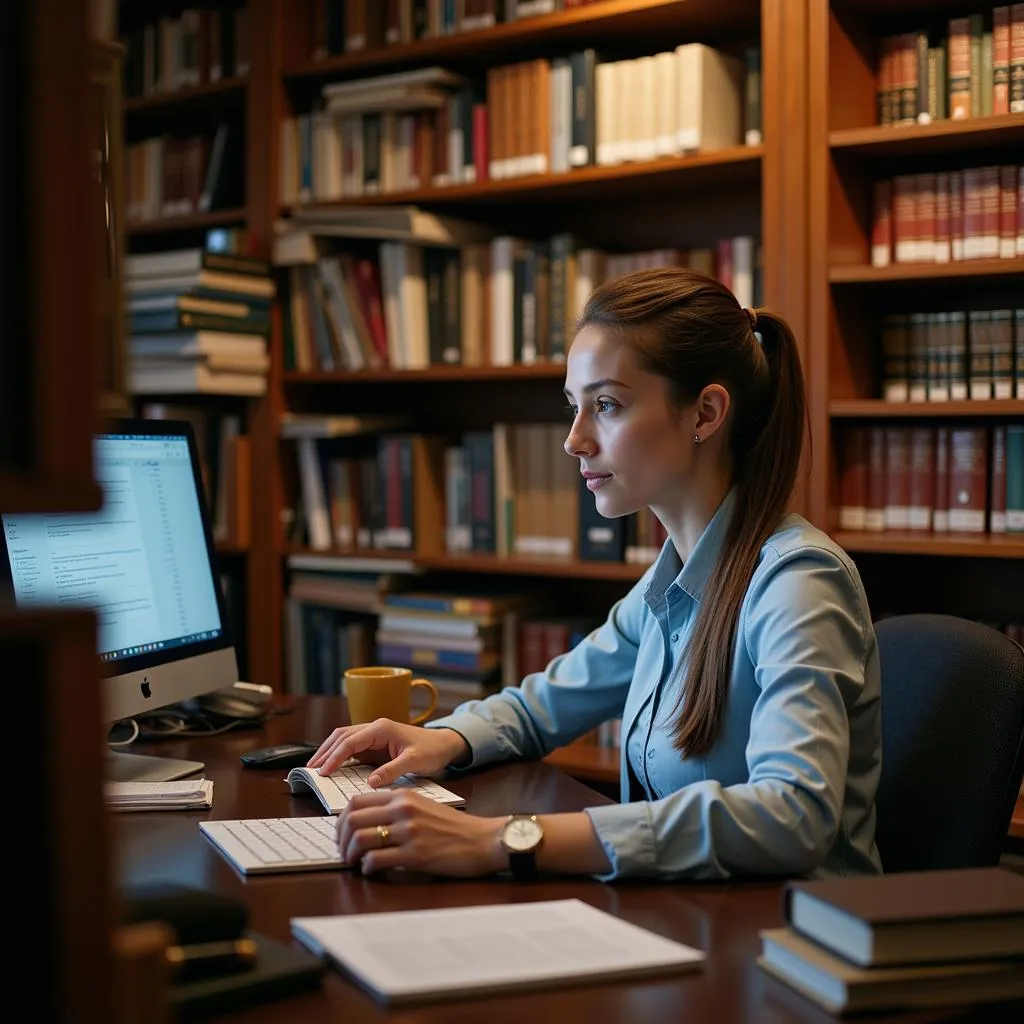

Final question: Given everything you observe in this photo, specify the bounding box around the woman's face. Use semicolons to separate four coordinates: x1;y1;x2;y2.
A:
563;325;695;520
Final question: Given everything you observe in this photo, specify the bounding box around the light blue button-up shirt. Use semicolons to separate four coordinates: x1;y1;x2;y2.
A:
427;491;883;881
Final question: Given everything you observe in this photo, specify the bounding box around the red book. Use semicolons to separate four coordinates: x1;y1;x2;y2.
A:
933;426;950;532
871;180;892;267
839;427;869;531
934;172;951;262
914;172;936;262
994;5;1012;114
990;425;1008;534
866;427;887;532
352;257;390;366
962;168;984;259
472;102;489;182
892;175;917;263
947;427;989;533
883;427;911;530
1000;165;1017;258
981;166;1002;259
950;170;965;261
907;427;935;532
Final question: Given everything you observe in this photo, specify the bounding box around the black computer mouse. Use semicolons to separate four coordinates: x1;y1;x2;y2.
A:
240;742;321;769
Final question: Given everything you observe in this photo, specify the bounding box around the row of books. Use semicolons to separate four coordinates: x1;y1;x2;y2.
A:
287;423;672;565
277;228;760;372
138;402;252;549
309;1;611;61
837;423;1024;535
878;308;1023;402
875;7;1024;126
121;6;250;99
279;43;760;203
124;123;243;223
871;164;1023;268
125;246;275;396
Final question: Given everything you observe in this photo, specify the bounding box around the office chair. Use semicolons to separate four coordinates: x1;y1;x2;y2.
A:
873;613;1024;873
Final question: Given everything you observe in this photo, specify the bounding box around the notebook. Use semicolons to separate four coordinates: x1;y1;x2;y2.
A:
285;763;466;814
291;898;705;1004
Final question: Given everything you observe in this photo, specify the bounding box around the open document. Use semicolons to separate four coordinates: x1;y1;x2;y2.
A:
291;898;704;1004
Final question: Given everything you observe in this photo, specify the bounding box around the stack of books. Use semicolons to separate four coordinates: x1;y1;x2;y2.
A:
125;247;275;396
758;866;1024;1014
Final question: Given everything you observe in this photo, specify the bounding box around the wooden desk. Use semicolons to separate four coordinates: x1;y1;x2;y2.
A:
113;696;1020;1024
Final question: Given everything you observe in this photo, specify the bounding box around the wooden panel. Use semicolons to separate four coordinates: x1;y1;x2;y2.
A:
826;3;876;130
2;608;116;1024
761;0;812;518
838;533;1024;559
123;76;247;114
289;148;762;209
247;0;289;688
830;113;1024;155
0;0;101;513
830;399;1024;418
125;207;248;237
830;259;1024;284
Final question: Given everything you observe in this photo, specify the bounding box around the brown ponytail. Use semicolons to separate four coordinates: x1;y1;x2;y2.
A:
577;269;808;757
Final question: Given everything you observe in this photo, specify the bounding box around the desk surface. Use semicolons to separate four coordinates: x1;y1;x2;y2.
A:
114;696;1019;1024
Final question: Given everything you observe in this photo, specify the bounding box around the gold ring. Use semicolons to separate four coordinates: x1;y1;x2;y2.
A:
377;825;390;848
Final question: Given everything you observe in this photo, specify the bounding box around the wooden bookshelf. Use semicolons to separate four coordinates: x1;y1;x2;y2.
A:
829;112;1024;156
122;75;247;114
835;533;1024;559
287;146;762;208
283;0;761;81
829;259;1024;285
283;364;567;384
247;0;812;695
829;399;1024;418
807;0;1023;626
125;206;248;236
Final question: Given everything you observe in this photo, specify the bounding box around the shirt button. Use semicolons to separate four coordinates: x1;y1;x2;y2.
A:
647;750;655;760
671;632;679;643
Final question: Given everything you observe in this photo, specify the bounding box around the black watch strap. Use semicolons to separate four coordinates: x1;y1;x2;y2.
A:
508;849;539;881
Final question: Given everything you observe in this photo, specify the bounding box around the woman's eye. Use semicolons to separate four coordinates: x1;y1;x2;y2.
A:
596;399;617;414
564;403;578;418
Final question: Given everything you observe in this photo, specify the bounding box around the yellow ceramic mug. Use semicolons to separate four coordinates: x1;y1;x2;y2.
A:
343;666;437;725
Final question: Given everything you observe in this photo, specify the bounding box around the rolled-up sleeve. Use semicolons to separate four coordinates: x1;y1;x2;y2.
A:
426;573;651;769
585;547;871;880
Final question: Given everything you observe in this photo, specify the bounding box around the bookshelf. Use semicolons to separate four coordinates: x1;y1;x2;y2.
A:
116;0;270;681
246;0;813;712
807;0;1023;627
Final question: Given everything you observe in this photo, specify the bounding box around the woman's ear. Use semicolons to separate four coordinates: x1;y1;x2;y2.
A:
693;384;730;442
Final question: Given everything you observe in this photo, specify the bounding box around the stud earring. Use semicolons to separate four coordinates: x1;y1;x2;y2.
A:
693;433;701;444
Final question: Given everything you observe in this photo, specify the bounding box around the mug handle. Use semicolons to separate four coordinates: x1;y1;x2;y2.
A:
408;678;437;725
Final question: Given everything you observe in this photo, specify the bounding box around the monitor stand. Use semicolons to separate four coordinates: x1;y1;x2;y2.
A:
106;749;205;783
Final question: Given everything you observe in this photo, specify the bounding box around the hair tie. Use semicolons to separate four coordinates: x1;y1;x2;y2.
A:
744;307;757;330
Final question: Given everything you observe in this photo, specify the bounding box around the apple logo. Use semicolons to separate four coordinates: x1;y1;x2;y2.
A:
140;677;152;699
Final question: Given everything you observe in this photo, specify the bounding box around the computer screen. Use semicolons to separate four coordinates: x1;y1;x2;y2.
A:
1;418;239;781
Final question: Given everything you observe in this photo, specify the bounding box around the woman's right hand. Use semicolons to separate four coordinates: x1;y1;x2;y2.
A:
306;719;470;786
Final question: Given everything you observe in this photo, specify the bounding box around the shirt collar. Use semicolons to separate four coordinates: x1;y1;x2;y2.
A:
644;489;737;607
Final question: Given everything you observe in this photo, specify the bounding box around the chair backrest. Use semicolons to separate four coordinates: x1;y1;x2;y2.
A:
874;613;1024;873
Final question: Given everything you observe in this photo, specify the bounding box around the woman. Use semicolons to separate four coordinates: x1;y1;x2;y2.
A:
309;267;883;882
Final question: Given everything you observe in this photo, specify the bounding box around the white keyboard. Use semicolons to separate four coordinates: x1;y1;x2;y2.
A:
200;816;344;876
288;762;466;814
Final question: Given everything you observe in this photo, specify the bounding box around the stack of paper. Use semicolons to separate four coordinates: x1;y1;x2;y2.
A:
105;779;214;812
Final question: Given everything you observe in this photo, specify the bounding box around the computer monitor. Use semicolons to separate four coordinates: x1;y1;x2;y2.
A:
1;418;239;782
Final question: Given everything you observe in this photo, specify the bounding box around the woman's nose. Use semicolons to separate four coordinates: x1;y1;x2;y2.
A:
564;417;594;458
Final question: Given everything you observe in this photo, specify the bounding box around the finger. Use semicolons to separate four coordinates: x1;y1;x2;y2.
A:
359;845;409;875
334;792;396;854
340;820;403;868
306;727;351;768
365;751;416;788
317;722;386;774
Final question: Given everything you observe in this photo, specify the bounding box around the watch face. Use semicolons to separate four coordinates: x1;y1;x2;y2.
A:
503;816;542;852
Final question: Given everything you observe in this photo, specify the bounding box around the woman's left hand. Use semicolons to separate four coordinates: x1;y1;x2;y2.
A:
336;790;506;877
